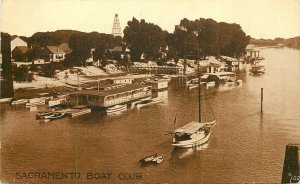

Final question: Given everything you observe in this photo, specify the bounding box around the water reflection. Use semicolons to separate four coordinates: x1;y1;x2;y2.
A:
170;143;209;160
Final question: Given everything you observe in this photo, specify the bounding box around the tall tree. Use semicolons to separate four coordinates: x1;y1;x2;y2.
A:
123;17;166;61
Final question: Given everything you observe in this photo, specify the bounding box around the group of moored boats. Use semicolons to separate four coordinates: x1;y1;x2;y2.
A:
186;72;237;89
106;97;165;114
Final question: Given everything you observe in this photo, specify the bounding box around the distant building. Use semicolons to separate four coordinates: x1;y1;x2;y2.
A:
112;14;122;37
107;77;134;84
68;84;152;108
58;43;72;54
107;46;130;60
12;46;30;62
11;36;27;51
145;79;168;90
36;46;65;62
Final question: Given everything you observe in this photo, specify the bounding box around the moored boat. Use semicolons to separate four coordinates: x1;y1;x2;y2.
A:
11;99;28;105
171;62;216;149
106;104;127;113
139;154;164;165
136;100;153;108
36;111;55;119
172;121;211;148
249;65;265;74
44;112;66;120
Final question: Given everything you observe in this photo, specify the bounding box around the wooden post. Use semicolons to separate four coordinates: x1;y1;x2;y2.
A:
282;144;299;183
261;88;263;113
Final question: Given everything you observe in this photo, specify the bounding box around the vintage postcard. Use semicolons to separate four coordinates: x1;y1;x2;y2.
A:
1;0;300;183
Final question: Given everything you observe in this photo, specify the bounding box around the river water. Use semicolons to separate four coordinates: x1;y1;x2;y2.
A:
1;47;300;183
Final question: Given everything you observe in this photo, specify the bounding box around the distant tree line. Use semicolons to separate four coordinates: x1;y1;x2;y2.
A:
250;37;300;49
8;17;251;69
123;17;250;61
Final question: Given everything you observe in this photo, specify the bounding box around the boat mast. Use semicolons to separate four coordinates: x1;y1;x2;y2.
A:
198;60;201;123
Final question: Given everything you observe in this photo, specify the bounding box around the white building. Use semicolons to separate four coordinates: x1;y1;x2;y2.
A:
11;37;27;51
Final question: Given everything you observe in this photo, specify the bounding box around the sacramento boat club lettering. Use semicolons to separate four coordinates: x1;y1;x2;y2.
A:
15;172;143;180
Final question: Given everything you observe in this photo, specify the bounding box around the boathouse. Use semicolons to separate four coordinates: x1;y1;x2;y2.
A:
145;79;168;90
106;77;134;84
68;84;152;108
130;65;184;75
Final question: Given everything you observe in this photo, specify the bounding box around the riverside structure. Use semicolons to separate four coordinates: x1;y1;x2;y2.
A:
68;84;152;108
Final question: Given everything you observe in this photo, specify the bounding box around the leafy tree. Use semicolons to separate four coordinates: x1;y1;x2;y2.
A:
66;32;122;67
42;62;55;78
123;17;166;61
173;18;250;58
14;65;33;82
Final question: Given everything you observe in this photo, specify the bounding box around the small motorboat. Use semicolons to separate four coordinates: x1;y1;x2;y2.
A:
249;65;265;74
11;99;28;105
140;154;164;165
136;100;153;108
36;111;55;119
106;104;127;113
44;112;65;120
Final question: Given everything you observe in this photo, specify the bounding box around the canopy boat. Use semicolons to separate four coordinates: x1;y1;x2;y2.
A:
172;121;211;148
186;78;206;89
106;104;127;113
171;60;216;148
44;112;65;120
249;65;265;74
139;154;164;165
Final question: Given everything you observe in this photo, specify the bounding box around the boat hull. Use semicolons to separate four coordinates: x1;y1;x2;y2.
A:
106;104;127;113
172;132;211;148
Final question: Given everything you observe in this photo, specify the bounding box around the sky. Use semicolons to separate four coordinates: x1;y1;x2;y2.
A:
1;0;300;39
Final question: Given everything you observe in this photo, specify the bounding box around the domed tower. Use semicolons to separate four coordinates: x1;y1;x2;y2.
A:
112;14;121;37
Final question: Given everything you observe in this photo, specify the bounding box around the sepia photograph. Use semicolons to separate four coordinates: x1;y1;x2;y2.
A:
0;0;300;183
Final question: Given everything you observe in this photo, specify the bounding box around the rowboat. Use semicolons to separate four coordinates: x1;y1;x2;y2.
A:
106;104;127;113
140;154;164;165
44;112;65;120
11;99;28;105
36;111;55;119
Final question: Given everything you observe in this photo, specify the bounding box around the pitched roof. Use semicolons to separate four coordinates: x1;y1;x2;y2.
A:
45;46;65;54
173;121;205;134
58;43;71;53
70;84;151;97
12;46;30;54
109;46;123;52
11;36;27;43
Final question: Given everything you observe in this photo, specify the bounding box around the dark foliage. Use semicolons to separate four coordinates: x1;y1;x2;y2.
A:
14;65;33;82
123;18;166;61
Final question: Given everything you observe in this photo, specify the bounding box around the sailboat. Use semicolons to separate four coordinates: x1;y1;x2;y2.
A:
171;61;216;148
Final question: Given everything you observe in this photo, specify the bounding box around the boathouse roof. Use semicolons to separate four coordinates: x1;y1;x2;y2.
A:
70;84;151;97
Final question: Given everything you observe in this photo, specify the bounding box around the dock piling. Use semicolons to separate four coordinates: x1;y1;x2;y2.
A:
261;88;263;113
282;144;299;183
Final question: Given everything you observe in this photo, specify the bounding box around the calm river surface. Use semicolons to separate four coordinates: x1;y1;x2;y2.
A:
1;47;300;183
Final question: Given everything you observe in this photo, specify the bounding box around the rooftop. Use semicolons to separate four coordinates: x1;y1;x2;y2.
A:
70;84;151;97
173;121;205;134
12;46;30;54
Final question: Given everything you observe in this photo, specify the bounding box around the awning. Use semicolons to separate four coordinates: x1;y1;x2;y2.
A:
173;121;205;134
